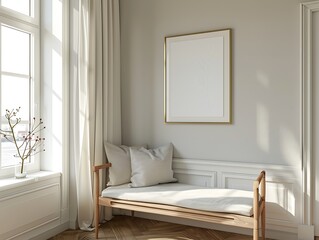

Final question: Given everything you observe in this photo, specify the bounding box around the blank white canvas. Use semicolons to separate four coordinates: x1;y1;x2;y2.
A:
165;30;230;122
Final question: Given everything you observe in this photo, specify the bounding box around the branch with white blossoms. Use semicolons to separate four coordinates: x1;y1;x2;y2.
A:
0;107;45;174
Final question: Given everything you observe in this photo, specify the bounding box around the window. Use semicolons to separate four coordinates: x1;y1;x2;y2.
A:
0;0;39;178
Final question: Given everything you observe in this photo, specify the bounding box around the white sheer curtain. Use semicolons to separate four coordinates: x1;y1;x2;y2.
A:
71;0;121;230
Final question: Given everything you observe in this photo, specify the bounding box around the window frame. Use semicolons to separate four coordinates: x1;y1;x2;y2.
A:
0;0;39;26
0;0;40;178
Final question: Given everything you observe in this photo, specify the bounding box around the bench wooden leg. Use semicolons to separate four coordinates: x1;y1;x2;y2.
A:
253;228;259;240
261;208;266;240
253;214;259;240
95;204;99;239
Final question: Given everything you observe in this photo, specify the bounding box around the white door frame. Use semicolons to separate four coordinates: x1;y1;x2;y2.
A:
301;0;319;235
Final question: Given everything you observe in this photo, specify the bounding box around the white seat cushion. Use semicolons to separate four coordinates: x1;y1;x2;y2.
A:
101;183;254;216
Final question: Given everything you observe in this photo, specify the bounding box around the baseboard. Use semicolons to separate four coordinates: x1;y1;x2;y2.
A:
30;222;69;240
298;225;314;240
68;219;77;230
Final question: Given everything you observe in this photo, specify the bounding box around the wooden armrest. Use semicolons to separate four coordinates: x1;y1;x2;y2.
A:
93;163;112;200
255;171;266;184
93;163;112;172
253;171;266;222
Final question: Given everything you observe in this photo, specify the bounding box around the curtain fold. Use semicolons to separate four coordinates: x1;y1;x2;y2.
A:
72;0;121;230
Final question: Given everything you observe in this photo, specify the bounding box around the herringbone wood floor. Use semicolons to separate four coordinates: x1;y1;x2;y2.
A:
50;215;271;240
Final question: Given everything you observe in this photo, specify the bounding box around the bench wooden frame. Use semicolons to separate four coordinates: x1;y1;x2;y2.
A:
93;163;266;240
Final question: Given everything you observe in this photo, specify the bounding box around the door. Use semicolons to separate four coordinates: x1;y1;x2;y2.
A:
314;8;319;237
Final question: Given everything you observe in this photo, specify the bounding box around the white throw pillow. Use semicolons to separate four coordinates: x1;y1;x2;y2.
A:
104;142;131;186
104;142;146;186
130;143;176;187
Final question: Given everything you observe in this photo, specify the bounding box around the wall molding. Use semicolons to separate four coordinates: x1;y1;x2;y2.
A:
0;174;61;239
31;222;69;240
301;1;319;233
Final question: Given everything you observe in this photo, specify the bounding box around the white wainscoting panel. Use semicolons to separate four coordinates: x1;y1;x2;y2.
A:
0;172;61;240
172;158;301;236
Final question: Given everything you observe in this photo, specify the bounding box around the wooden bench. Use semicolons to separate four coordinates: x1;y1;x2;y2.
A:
93;163;266;240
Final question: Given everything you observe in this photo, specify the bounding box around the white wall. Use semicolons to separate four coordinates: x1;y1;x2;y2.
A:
120;0;304;167
41;0;69;231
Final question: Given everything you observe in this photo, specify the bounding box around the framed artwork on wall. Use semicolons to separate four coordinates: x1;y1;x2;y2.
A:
164;29;231;123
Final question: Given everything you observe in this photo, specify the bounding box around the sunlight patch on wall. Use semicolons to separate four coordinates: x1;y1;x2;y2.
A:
280;126;300;165
288;187;295;216
41;0;63;172
52;49;62;95
256;70;269;88
52;0;62;41
256;103;269;153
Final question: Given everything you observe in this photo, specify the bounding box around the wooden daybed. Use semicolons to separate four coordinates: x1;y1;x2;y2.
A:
93;163;266;240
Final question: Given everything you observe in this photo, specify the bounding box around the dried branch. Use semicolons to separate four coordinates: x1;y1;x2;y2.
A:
0;107;45;174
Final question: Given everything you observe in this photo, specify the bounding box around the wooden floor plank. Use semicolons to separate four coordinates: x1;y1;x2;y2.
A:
49;215;272;240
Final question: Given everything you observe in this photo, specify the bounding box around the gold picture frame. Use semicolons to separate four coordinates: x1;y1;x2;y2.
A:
164;29;231;123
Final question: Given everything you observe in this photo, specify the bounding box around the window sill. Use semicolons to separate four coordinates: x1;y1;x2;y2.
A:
0;171;61;191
